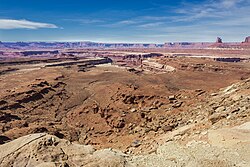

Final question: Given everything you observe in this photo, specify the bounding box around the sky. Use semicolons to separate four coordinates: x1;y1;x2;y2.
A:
0;0;249;43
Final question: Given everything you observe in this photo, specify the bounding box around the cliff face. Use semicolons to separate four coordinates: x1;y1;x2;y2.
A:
244;36;250;43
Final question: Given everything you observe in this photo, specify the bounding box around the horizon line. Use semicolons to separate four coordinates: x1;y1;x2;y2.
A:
0;40;247;44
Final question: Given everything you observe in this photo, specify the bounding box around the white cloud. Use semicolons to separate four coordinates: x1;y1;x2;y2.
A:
127;0;250;42
172;0;250;22
221;0;243;8
102;15;170;28
101;20;139;28
0;19;58;29
63;18;104;24
117;20;137;25
66;0;250;42
140;16;168;21
137;22;164;28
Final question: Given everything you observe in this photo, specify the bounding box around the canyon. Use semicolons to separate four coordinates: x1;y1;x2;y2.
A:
0;37;249;167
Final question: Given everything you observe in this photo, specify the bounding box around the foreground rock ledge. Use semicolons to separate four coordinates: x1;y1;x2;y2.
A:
0;133;131;167
1;121;250;167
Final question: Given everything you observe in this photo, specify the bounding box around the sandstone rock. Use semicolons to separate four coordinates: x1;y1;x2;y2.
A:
130;108;137;113
208;121;250;148
112;118;125;128
142;107;151;112
244;36;250;43
209;113;226;124
215;106;226;113
162;125;174;132
131;140;141;147
172;102;183;108
0;133;131;167
168;95;176;101
0;135;10;144
210;93;218;96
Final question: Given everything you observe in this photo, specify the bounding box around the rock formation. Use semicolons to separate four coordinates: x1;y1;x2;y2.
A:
244;36;250;43
0;133;130;167
216;37;223;43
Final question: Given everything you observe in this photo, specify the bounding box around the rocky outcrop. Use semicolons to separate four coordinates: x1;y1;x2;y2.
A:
244;36;250;43
206;78;250;126
0;68;18;75
131;121;250;167
22;50;59;56
216;37;223;43
1;123;250;167
0;133;131;167
142;60;176;73
45;58;112;67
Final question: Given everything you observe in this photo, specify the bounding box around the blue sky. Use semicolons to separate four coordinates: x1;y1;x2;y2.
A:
0;0;249;43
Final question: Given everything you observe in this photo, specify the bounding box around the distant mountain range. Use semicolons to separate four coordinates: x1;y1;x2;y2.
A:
0;41;163;49
0;37;249;49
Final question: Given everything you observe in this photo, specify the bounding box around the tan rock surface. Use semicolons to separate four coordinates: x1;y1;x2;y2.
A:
130;122;250;167
0;133;130;167
2;121;249;167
